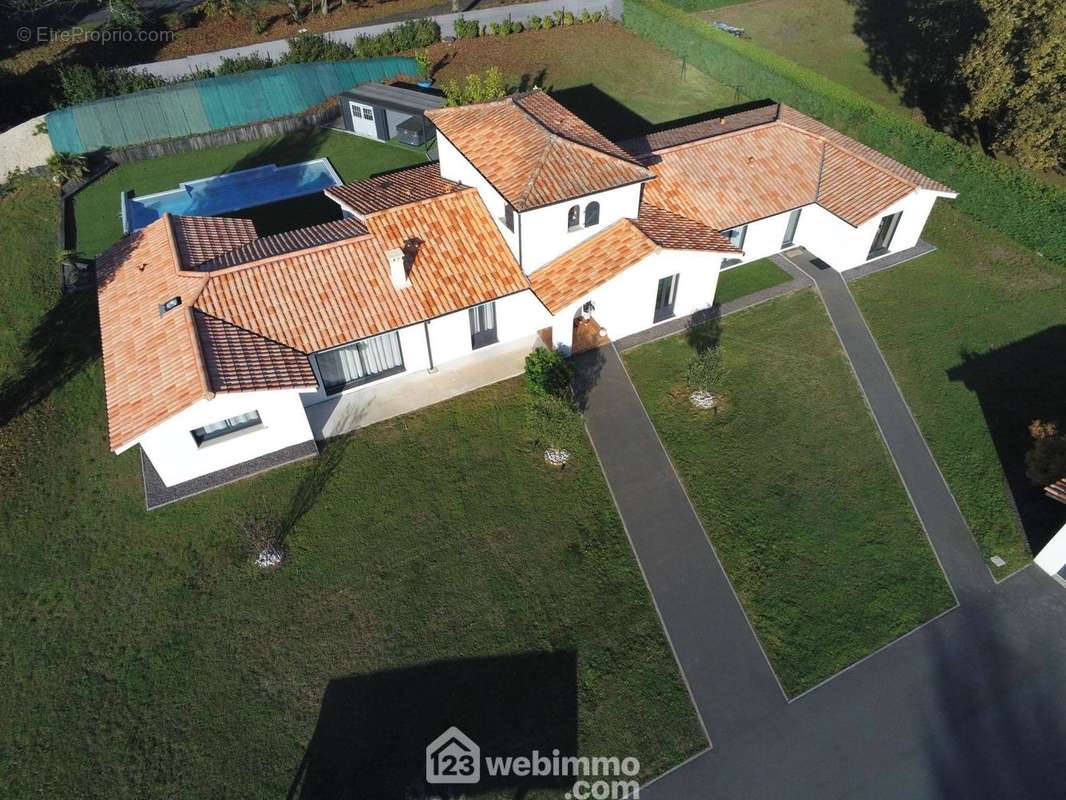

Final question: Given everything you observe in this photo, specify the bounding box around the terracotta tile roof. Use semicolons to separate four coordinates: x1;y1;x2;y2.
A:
194;310;317;393
198;217;368;270
325;162;462;216
1046;478;1066;505
640;104;955;229
96;216;212;450
425;90;653;211
529;220;659;314
620;102;782;157
633;203;742;252
777;105;955;194
170;215;258;268
195;188;530;353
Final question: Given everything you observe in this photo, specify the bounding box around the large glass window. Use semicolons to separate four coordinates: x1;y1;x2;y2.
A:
724;224;748;249
469;301;498;350
316;330;404;394
191;410;262;446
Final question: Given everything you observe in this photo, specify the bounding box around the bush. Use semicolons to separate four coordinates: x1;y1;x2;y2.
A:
527;394;584;452
527;14;542;30
55;63;168;105
542;14;554;28
562;11;575;25
453;16;480;38
686;346;726;393
46;152;88;185
353;18;440;57
623;0;1066;267
216;53;274;75
279;32;353;63
442;65;507;106
524;347;575;399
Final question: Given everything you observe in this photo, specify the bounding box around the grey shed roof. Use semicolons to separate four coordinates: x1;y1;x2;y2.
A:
341;82;445;115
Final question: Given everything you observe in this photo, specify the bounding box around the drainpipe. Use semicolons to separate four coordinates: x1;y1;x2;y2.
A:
424;320;437;373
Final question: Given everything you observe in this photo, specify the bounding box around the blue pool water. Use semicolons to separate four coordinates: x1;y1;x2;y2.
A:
122;158;342;233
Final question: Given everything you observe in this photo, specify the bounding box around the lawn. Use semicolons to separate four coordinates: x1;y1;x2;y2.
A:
622;290;954;694
74;129;427;257
426;22;744;140
2;176;704;797
852;205;1066;576
714;258;791;305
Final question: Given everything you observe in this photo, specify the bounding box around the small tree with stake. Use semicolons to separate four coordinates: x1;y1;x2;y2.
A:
686;346;726;409
527;394;583;466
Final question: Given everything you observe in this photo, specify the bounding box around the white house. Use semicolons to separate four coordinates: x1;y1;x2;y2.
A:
95;92;955;495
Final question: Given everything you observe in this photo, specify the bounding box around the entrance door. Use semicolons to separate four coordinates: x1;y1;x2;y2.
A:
782;208;801;247
349;101;378;138
868;212;902;258
654;274;679;322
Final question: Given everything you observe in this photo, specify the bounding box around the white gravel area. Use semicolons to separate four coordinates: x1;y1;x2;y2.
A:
1;114;54;182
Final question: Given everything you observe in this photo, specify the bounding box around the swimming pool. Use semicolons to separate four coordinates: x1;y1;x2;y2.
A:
121;158;342;234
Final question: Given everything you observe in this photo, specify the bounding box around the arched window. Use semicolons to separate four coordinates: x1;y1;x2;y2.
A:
584;201;600;228
567;205;580;231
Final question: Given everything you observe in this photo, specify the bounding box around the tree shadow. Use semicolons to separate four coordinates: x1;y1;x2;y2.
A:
0;290;100;426
551;84;654;141
847;0;986;139
220;191;341;236
685;308;722;354
288;650;578;799
946;325;1066;553
277;431;354;544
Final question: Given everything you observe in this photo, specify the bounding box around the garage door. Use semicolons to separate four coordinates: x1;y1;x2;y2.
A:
349;101;378;138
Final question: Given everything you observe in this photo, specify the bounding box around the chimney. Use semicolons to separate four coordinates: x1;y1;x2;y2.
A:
386;248;409;289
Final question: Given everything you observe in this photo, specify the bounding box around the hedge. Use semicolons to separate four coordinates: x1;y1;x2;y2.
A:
623;0;1066;267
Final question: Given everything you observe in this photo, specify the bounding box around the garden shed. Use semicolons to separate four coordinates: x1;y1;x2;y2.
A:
339;82;445;146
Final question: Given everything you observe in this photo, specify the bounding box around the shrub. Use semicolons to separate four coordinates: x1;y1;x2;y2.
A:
524;347;575;399
489;21;501;35
55;63;168;105
562;10;575;25
442;65;507;106
527;14;542;30
527;394;584;452
196;0;253;18
542;14;554;28
1027;434;1066;488
46;152;88;185
623;0;1066;267
353;18;440;57
579;9;591;23
250;15;266;34
453;16;480;38
415;51;432;78
279;32;353;63
215;52;274;75
686;346;726;393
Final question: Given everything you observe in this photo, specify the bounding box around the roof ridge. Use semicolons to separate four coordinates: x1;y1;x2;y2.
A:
193;307;312;356
648;117;781;156
777;119;918;191
813;141;827;203
514;132;561;207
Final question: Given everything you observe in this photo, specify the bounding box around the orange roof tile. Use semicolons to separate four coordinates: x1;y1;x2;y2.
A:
194;310;317;393
96;216;212;451
641;104;955;228
171;216;258;268
325;162;462;216
529;220;659;314
426;90;653;211
634;203;743;253
194;189;530;353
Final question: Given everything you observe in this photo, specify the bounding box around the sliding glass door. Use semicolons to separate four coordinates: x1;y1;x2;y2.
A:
316;330;404;394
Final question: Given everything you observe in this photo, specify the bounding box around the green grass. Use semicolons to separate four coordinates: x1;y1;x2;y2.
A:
622;291;954;694
714;258;792;305
1;177;703;797
852;205;1066;576
74;129;426;257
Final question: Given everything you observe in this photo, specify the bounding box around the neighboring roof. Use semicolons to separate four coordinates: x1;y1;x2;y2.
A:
425;90;653;211
1046;479;1066;505
529;220;658;314
325;162;461;216
639;104;955;229
341;82;445;114
633;203;743;253
171;216;258;268
194;310;317;393
195;188;529;353
199;217;368;270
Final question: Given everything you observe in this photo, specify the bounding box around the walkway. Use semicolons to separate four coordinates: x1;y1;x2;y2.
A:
573;345;784;743
776;249;993;601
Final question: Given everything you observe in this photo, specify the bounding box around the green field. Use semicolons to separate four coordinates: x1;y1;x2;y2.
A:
623;291;954;694
852;205;1066;575
1;176;704;797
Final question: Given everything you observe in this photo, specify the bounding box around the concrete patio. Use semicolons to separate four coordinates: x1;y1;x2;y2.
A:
305;334;542;440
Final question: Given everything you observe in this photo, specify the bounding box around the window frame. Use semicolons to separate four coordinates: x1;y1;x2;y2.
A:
190;410;262;447
315;330;406;396
469;301;499;350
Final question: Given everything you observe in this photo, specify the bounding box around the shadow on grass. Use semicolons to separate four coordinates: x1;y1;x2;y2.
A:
288;651;578;799
0;290;99;426
847;0;986;140
685;309;722;354
278;432;353;544
947;325;1066;553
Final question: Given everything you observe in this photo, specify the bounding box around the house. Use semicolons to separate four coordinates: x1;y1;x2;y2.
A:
95;92;955;496
339;82;444;146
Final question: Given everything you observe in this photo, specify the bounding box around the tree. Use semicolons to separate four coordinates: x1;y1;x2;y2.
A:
523;347;574;399
686;346;726;394
526;394;583;453
104;0;143;29
961;0;1066;171
442;66;508;106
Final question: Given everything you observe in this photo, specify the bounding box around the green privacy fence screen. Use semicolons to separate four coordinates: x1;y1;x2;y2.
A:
47;57;417;154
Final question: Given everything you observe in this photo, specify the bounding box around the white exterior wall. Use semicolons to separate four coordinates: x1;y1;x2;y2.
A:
427;289;550;364
797;190;940;271
135;388;315;486
519;183;643;273
548;248;721;351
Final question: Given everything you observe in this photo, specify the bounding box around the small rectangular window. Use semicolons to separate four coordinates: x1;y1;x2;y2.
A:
503;205;515;232
469;301;498;350
724;225;747;249
191;410;262;446
782;208;801;247
159;296;181;316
